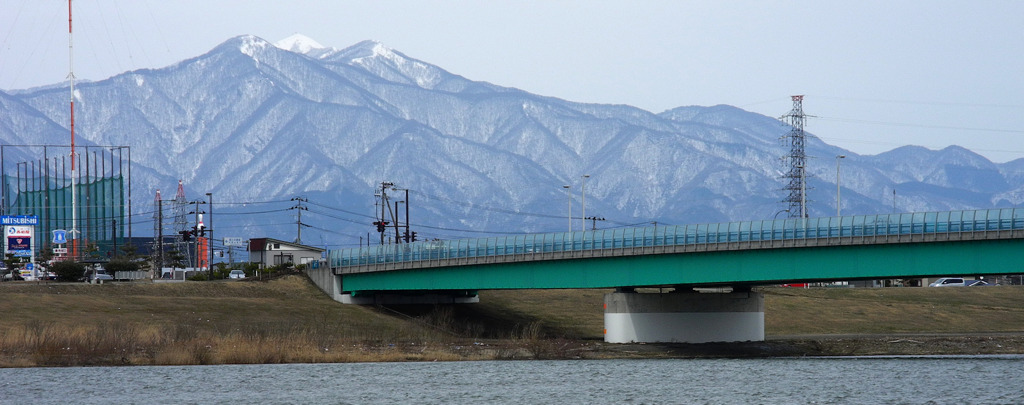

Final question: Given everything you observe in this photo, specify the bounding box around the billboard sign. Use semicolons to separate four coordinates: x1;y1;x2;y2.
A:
1;215;38;226
5;225;34;257
7;226;31;237
7;236;31;256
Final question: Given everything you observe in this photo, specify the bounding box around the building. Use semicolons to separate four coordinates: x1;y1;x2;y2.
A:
247;238;324;269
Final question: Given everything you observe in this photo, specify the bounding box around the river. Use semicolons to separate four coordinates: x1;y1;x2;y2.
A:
2;356;1021;404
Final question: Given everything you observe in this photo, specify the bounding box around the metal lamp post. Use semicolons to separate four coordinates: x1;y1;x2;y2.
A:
581;174;590;231
836;155;846;217
562;185;571;232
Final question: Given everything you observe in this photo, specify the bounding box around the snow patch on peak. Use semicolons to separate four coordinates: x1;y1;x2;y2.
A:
274;34;325;54
341;40;444;88
368;42;395;59
342;40;397;62
238;35;270;58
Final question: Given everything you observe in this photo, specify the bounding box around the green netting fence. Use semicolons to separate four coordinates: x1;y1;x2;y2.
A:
4;174;126;258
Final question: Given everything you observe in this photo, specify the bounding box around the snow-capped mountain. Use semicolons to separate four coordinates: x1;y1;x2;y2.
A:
1;35;1020;247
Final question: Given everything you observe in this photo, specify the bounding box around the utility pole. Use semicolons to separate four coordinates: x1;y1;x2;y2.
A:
374;182;393;244
207;192;213;280
393;201;402;243
156;191;163;279
289;196;308;244
193;209;200;270
586;216;605;230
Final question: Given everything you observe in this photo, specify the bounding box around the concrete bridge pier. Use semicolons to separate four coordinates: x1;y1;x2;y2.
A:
603;289;764;343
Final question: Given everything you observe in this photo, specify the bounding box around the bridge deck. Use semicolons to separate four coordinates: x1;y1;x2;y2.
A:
329;208;1024;274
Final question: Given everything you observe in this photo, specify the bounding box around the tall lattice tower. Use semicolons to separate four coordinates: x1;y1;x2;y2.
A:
780;95;810;219
173;180;191;265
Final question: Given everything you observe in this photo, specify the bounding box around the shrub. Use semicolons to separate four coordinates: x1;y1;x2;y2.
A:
187;272;209;281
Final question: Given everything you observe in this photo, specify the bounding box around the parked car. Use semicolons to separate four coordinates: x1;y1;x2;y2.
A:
228;270;246;279
965;280;992;287
2;269;23;281
83;268;114;283
929;277;967;287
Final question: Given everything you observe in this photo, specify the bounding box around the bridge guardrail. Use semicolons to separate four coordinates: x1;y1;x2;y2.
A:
329;208;1024;273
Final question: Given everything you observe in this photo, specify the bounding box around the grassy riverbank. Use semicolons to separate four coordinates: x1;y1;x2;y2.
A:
1;276;1023;367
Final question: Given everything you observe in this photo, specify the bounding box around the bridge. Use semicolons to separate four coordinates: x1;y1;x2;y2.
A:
308;208;1024;344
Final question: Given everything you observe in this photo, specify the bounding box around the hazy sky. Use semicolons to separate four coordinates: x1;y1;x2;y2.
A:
2;0;1022;162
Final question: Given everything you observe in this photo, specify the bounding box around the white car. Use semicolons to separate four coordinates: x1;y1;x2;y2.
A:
929;277;967;287
228;270;246;279
84;269;114;283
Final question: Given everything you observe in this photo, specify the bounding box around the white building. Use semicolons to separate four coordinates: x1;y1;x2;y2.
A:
247;238;324;269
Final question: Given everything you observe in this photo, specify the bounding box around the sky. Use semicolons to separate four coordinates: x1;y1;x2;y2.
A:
2;0;1022;162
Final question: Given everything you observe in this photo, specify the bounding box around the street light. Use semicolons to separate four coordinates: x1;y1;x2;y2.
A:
773;209;790;220
562;185;571;232
581;174;590;231
836;155;846;217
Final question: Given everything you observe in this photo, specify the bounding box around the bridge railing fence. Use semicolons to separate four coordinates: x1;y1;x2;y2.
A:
328;208;1024;270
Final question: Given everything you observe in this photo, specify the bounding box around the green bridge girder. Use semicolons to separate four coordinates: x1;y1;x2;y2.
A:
339;238;1024;294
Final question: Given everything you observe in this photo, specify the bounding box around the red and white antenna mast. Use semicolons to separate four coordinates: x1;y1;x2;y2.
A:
68;0;80;258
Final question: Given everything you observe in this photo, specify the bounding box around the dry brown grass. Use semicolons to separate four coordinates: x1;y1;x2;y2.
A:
0;310;518;366
0;276;592;366
763;285;1024;335
2;277;1023;367
479;286;1024;338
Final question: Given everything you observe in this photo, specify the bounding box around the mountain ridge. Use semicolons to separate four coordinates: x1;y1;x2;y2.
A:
1;34;1020;245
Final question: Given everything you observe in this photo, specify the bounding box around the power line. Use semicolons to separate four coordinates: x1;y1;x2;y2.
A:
216;208;291;216
305;207;373;226
409;189;565;219
815;116;1024;135
305;199;377;219
808;95;1024;110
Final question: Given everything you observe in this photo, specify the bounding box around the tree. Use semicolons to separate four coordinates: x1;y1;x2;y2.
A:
51;261;86;282
84;242;100;259
38;243;54;264
106;243;147;278
164;249;186;279
3;253;21;270
119;242;140;259
211;262;230;279
119;243;148;268
2;253;23;281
